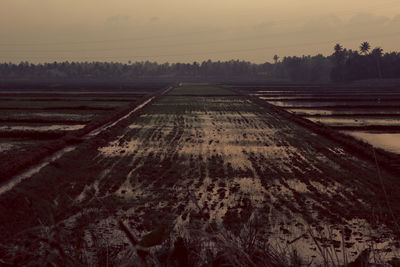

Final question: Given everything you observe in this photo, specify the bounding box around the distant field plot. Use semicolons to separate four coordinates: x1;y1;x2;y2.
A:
0;123;86;132
307;117;400;127
0;138;49;154
266;100;400;108
287;108;400;116
0;110;103;123
168;84;234;95
0;100;131;110
243;85;400;154
0;88;151;178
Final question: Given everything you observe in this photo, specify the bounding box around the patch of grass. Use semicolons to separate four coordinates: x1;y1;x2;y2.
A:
168;85;235;96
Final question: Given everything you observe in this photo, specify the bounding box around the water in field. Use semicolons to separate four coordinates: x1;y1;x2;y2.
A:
259;88;400;156
0;139;49;153
287;108;400;116
257;90;400;96
0;101;128;109
0;143;17;153
266;100;400;108
0;124;85;131
0;111;97;120
307;117;400;127
343;131;400;154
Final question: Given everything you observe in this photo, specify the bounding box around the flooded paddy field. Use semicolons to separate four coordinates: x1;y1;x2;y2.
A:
0;123;86;132
244;85;400;155
0;138;49;154
0;110;104;123
0;84;161;186
1;84;399;265
0;90;142;129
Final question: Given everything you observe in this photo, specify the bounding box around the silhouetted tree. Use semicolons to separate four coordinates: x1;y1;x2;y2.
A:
334;43;343;55
1;44;400;83
360;42;371;55
330;44;347;81
273;55;279;64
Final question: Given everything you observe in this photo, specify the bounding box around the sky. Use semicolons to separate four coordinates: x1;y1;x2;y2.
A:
1;0;400;64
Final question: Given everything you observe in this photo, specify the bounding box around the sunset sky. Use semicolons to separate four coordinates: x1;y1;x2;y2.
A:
1;0;400;63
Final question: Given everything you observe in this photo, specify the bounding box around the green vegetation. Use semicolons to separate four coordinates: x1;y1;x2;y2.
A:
168;84;234;95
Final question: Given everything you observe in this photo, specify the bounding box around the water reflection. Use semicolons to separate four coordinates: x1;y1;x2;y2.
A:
343;131;400;154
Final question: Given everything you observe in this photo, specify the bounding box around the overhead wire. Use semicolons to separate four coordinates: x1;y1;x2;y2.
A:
1;30;399;62
0;0;399;61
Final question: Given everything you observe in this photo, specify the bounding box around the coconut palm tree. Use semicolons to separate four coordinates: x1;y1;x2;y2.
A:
334;43;343;55
332;43;346;65
360;41;371;55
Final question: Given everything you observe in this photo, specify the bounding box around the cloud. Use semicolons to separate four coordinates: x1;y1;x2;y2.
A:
107;14;131;24
346;13;390;27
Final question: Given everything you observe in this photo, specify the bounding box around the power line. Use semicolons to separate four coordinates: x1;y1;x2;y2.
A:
0;30;225;47
0;29;225;47
1;31;399;62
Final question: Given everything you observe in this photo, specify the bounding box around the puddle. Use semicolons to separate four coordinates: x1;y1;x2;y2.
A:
287;109;400;116
0;124;86;131
267;101;400;108
343;131;400;154
306;117;400;127
0;143;17;153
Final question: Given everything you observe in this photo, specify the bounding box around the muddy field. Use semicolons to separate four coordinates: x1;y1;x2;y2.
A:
245;86;400;155
0;83;167;185
1;84;399;265
0;92;138;151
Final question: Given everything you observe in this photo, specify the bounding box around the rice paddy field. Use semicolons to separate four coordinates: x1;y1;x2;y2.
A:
1;83;399;265
0;92;135;154
0;84;166;183
246;86;400;154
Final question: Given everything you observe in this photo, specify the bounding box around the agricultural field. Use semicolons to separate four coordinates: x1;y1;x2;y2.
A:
1;84;399;265
0;83;166;183
243;85;400;154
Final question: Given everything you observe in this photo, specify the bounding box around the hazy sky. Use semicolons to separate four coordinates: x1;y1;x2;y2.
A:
1;0;400;63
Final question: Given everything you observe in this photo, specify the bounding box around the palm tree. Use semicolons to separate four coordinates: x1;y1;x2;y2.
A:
332;43;345;65
371;47;383;78
334;43;343;55
360;41;371;55
273;55;279;64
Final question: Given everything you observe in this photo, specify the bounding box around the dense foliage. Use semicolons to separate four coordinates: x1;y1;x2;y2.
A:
1;43;399;82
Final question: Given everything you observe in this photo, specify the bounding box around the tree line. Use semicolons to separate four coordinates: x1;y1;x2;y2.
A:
0;42;399;82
